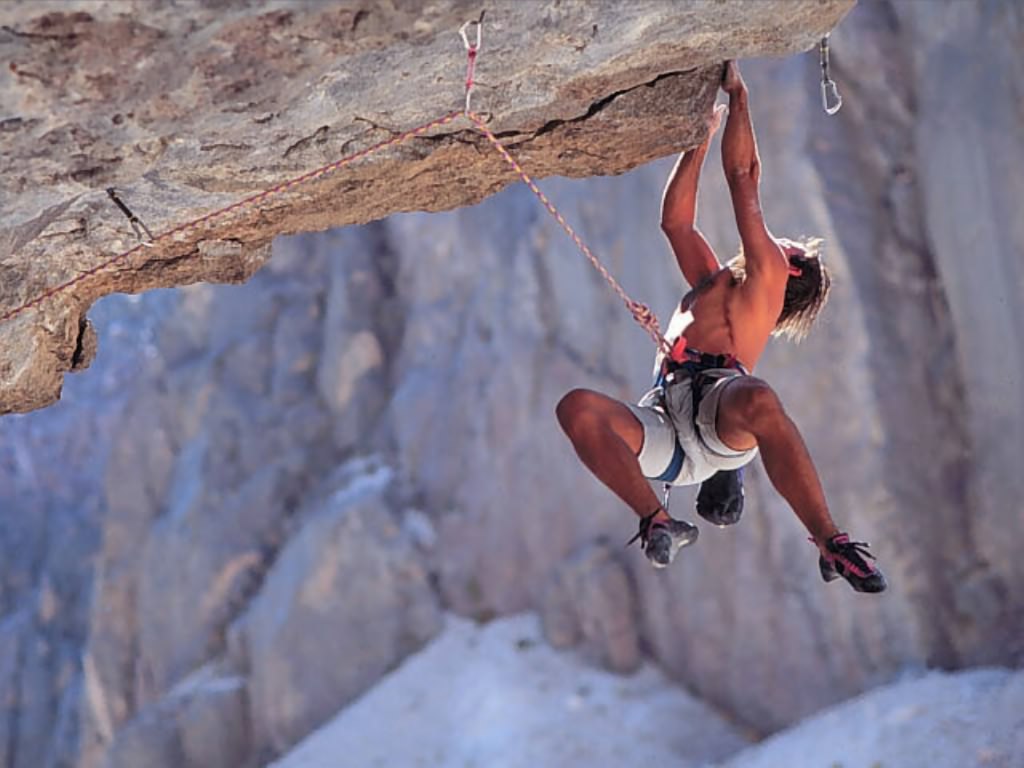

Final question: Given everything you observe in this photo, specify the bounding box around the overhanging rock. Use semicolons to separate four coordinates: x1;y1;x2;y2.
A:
0;0;854;414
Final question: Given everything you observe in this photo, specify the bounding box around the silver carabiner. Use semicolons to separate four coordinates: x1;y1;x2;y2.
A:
821;78;842;115
459;13;483;52
819;35;842;115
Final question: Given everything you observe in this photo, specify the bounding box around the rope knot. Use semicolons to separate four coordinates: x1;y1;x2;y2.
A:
628;300;654;325
627;301;672;355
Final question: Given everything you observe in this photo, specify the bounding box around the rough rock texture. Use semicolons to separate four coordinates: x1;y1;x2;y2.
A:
102;666;249;768
0;0;853;414
811;0;1024;668
229;466;442;759
1;1;1023;767
0;291;164;768
539;540;641;674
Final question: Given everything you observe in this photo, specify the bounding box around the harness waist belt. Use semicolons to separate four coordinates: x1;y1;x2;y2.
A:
656;345;748;389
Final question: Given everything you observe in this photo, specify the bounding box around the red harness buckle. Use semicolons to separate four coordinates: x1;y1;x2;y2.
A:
664;335;746;375
669;335;689;364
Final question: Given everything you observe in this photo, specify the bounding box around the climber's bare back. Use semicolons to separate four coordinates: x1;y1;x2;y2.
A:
666;237;793;372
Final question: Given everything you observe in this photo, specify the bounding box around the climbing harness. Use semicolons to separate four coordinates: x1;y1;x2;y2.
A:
2;16;671;359
819;34;842;115
652;345;749;509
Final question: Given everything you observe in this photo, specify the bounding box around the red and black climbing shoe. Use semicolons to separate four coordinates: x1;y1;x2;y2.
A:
815;533;887;593
627;510;699;569
696;468;744;527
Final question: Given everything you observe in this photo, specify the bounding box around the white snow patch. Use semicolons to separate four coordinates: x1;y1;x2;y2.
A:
401;507;437;549
271;615;1024;768
272;613;749;768
168;660;246;699
327;456;394;509
719;667;1024;768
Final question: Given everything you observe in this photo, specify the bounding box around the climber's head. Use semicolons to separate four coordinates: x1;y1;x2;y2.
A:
728;236;832;341
773;237;831;340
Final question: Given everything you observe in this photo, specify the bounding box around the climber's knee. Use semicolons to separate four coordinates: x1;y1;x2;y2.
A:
556;388;644;454
716;376;784;445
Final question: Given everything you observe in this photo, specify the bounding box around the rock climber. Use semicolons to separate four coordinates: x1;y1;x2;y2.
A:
556;62;886;593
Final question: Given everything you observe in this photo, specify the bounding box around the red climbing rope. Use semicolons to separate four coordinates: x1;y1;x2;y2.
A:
463;109;671;356
0;111;461;324
3;17;669;358
457;13;668;353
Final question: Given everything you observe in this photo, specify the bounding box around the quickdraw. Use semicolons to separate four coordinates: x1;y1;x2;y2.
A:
819;34;842;115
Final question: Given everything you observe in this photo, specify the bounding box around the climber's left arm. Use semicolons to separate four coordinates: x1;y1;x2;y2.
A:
660;141;722;289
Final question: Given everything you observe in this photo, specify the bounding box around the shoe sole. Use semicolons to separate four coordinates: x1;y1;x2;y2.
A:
696;507;743;528
647;526;699;568
850;574;887;593
819;557;840;583
820;557;887;593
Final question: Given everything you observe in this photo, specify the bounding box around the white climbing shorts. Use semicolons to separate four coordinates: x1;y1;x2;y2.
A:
627;368;759;486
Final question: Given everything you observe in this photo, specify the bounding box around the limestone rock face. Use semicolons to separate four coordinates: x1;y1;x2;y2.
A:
2;2;1023;768
229;467;443;758
102;668;249;768
539;541;641;675
0;0;853;414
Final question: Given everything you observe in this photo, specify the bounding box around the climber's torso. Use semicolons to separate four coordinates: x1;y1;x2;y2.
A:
660;265;783;372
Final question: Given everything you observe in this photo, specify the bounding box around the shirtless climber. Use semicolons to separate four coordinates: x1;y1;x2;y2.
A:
556;62;886;593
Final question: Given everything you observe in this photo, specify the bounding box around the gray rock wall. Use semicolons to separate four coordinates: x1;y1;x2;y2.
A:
904;0;1024;660
0;0;851;414
0;1;1021;765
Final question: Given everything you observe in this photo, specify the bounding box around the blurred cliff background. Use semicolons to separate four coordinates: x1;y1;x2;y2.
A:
1;1;1023;767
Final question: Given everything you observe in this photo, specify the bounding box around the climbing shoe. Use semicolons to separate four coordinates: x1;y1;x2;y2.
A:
815;533;887;593
696;468;745;527
627;510;699;569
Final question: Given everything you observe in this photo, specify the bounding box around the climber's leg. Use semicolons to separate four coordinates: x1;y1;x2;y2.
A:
555;388;665;521
714;376;837;540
